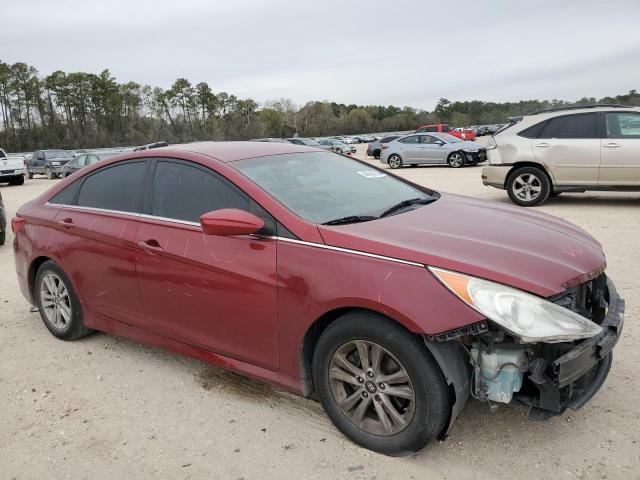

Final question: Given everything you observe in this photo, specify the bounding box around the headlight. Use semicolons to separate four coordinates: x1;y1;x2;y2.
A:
463;149;479;153
51;161;60;166
430;267;602;343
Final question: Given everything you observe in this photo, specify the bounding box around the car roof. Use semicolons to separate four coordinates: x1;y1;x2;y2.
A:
525;105;638;121
161;141;319;163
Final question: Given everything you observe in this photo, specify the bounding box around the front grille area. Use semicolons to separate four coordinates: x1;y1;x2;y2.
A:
551;273;609;325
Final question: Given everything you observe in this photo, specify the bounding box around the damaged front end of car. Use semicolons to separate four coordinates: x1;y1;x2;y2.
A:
426;268;624;430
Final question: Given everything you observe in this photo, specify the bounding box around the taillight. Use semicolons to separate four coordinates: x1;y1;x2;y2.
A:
12;217;27;234
381;144;389;149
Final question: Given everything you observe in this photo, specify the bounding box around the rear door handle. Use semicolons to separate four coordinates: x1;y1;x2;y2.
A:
57;218;74;230
137;239;164;255
603;142;621;148
534;142;550;148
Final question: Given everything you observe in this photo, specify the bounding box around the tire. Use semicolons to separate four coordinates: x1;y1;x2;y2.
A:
45;167;55;180
10;175;25;186
447;151;465;168
506;166;551;207
0;231;5;246
410;164;418;167
387;154;402;169
34;260;92;341
27;171;34;179
373;149;381;159
312;311;450;456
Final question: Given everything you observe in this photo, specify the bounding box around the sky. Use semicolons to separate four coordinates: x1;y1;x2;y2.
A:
3;0;640;111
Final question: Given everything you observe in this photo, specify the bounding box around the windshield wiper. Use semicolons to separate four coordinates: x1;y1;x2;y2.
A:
380;197;435;218
322;215;378;226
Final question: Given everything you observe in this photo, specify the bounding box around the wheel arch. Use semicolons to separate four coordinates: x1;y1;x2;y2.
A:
28;256;52;301
300;306;426;396
504;161;556;189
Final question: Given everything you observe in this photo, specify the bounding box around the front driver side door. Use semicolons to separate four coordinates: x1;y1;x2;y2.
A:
599;112;640;185
136;159;279;369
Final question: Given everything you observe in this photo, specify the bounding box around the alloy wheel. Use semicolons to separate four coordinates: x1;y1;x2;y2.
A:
512;173;542;202
328;340;415;436
40;273;72;330
448;153;464;168
388;155;401;169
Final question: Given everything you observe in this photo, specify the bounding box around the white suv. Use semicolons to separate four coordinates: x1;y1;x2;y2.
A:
482;105;640;206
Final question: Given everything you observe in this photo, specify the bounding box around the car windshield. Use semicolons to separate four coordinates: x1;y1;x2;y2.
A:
438;133;462;143
45;150;74;159
234;152;438;224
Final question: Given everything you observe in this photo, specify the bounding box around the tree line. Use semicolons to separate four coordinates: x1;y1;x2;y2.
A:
1;60;638;152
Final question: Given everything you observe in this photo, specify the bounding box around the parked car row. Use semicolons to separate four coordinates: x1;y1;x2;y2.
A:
0;147;27;185
251;137;358;155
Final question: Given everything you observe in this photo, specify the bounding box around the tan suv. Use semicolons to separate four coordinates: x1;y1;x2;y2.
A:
482;105;640;206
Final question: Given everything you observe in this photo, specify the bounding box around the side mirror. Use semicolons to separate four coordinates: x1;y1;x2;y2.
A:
435;141;445;146
200;209;264;236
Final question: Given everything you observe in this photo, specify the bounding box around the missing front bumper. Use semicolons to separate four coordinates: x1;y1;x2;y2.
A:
520;278;624;419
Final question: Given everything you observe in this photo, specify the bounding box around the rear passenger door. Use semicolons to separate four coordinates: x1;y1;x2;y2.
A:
599;112;640;185
396;135;421;161
532;113;600;185
52;160;148;328
135;159;279;369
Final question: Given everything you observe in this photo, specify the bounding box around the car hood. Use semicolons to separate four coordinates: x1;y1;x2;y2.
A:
454;140;482;150
318;193;605;297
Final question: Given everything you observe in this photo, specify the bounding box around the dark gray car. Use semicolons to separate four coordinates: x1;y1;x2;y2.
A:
285;138;332;150
367;135;401;159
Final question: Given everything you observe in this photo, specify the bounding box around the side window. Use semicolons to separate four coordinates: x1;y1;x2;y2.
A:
86;154;99;165
75;155;86;167
420;135;438;144
398;135;420;144
77;161;147;213
151;161;250;223
606;113;640;139
556;113;597;139
518;121;546;139
539;118;558;138
49;180;81;205
0;149;6;158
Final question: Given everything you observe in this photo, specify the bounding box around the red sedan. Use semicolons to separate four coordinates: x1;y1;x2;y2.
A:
12;142;623;455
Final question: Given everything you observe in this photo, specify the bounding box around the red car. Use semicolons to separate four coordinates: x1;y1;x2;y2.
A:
414;123;476;141
12;142;623;455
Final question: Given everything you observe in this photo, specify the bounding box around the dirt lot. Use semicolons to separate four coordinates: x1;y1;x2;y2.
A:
1;145;639;480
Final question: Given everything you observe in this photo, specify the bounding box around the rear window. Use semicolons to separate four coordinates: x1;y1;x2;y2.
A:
77;161;147;213
380;136;399;143
398;136;420;144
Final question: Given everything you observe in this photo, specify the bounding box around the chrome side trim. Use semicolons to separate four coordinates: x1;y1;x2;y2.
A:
45;202;141;218
260;235;424;267
140;214;200;227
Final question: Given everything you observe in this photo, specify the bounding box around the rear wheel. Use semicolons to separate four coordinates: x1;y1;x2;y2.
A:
507;166;551;207
34;261;92;341
27;171;34;179
447;152;465;168
312;312;450;456
387;154;402;169
373;149;381;159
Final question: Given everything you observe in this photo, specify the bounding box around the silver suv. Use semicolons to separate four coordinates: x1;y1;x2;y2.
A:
482;105;640;206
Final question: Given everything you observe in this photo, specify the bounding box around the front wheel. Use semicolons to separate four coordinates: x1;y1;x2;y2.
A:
27;171;34;179
9;175;25;185
447;152;465;168
45;167;55;180
34;261;92;340
387;154;402;169
312;312;450;456
506;166;551;207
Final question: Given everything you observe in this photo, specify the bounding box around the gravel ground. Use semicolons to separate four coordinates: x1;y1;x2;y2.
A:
1;145;639;480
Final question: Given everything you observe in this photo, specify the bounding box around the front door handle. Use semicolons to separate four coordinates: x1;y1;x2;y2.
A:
57;218;74;230
535;142;550;148
137;239;164;255
603;142;621;148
